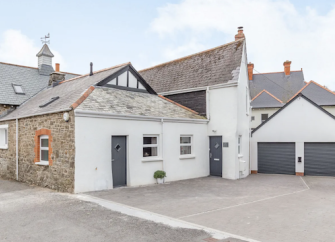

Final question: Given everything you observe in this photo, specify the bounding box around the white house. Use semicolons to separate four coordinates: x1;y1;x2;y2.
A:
0;28;251;193
251;93;335;176
140;27;250;180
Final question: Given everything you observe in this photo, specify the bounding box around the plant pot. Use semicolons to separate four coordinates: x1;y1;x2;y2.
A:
157;178;164;184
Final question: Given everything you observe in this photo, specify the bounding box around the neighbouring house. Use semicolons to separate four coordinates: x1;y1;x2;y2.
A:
0;62;210;193
250;93;335;176
0;44;79;117
249;61;305;129
287;80;335;116
139;27;250;180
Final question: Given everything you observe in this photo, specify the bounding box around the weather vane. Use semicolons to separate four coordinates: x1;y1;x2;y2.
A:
41;33;50;44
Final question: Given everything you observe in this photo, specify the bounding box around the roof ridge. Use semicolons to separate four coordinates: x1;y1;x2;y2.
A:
253;70;302;75
158;95;199;115
287;80;335;103
139;39;244;73
251;89;283;103
0;61;80;76
59;62;131;85
0;61;38;70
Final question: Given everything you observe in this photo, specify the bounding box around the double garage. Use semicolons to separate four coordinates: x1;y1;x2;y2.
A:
251;94;335;177
257;142;335;176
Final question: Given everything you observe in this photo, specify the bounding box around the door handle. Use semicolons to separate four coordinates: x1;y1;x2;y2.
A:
112;159;115;162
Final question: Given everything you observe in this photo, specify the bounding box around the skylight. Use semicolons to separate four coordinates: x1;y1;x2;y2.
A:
12;84;24;94
39;96;60;108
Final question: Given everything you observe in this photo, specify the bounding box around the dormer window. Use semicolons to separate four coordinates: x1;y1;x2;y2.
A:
12;84;25;94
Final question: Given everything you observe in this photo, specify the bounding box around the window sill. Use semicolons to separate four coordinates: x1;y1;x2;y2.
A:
142;157;163;163
0;145;8;149
179;155;196;160
35;161;49;166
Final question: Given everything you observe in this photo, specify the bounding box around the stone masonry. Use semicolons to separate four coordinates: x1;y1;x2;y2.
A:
0;111;75;192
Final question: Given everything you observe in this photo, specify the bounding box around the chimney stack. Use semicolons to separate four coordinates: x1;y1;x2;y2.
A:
235;26;245;41
55;63;60;72
283;60;291;75
49;72;65;87
247;62;254;81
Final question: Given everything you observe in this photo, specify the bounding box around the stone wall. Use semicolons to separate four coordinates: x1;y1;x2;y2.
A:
165;90;207;116
0;111;75;192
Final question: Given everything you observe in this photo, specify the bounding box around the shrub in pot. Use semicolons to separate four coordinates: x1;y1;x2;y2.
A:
154;170;166;184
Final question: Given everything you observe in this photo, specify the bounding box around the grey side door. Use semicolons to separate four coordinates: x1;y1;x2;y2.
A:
112;136;127;187
209;136;222;176
305;143;335;176
258;142;295;175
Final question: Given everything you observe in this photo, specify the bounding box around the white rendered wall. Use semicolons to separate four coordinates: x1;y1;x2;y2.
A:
323;106;335;116
251;108;280;129
251;97;335;173
74;116;208;193
207;87;238;179
236;42;251;179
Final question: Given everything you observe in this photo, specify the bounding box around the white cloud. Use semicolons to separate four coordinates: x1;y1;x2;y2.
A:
0;30;65;69
151;0;335;90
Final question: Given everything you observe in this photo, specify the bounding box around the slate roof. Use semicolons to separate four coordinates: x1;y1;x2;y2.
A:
1;62;203;121
139;39;245;93
36;44;54;57
249;71;305;104
0;63;128;121
289;81;335;106
77;87;205;119
251;90;283;108
0;62;79;105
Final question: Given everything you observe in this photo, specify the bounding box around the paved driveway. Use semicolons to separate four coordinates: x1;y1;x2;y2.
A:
87;174;335;242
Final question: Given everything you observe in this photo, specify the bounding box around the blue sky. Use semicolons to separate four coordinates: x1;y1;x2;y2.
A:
1;0;335;89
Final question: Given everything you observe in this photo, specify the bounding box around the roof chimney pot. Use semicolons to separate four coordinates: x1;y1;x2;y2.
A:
283;60;291;75
247;62;254;81
235;26;245;41
55;63;60;72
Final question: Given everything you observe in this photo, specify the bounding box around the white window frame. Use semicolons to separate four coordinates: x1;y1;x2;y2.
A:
180;135;194;159
0;124;8;149
238;135;242;155
142;135;161;161
37;135;49;166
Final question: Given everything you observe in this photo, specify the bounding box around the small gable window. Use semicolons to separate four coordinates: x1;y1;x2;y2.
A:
12;84;24;94
128;72;137;88
104;69;148;92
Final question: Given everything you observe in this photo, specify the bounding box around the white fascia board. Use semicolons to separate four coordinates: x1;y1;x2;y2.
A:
158;82;238;96
74;110;209;124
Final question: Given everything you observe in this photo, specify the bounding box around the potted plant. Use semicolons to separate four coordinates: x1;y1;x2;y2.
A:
154;170;166;184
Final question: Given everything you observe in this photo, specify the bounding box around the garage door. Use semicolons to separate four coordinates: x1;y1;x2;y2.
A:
258;142;295;175
304;143;335;176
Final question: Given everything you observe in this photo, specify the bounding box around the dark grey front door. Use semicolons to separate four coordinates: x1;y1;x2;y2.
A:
112;136;127;187
209;136;222;176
